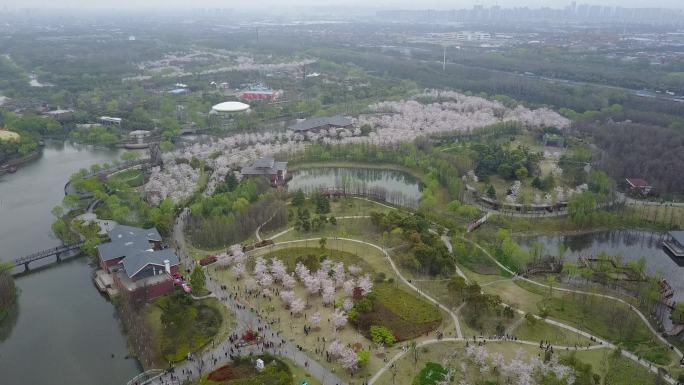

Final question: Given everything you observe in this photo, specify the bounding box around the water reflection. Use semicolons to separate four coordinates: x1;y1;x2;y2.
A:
0;141;140;385
518;230;683;300
288;167;422;208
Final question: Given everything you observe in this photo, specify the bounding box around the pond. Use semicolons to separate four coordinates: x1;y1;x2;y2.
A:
518;230;684;301
288;167;422;209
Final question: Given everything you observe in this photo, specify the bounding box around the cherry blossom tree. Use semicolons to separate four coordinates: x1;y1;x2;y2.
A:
232;263;245;279
331;308;348;330
358;274;373;296
347;265;363;276
270;258;288;281
253;256;267;277
339;347;359;371
281;274;297;290
258;273;273;288
343;279;356;297
310;312;321;328
327;340;345;359
280;290;295;307
304;275;321;295
290;298;305;315
295;262;310;282
342;298;354;311
333;262;346;287
322;283;336;305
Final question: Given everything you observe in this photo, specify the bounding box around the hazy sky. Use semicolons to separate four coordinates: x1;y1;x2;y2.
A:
3;0;683;10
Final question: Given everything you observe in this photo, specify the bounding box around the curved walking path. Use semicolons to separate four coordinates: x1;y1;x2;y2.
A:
143;210;347;385
159;205;676;385
269;236;463;340
368;336;613;385
141;277;347;385
460;236;682;357
257;215;371;242
457;235;679;383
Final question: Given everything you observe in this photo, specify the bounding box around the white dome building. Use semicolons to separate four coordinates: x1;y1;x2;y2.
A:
211;101;250;114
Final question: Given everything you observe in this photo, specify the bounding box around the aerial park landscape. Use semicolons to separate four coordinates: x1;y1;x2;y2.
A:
2;3;684;385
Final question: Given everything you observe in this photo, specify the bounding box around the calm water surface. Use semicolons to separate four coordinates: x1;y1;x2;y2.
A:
518;230;683;300
288;167;422;208
0;142;140;385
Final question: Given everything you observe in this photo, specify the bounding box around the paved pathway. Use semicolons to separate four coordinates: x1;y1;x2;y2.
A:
272;237;464;340
147;205;677;385
459;236;680;384
368;337;611;385
257;216;372;243
141;273;347;385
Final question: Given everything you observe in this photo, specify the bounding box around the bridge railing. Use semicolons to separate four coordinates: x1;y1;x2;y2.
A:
126;369;165;385
12;242;84;266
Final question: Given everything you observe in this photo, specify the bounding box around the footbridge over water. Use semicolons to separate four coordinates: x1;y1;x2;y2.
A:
9;242;84;274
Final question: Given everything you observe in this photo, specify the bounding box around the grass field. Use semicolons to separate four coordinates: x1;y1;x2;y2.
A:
512;318;593;346
254;240;394;277
263;246;377;275
574;349;659;385
146;296;232;363
353;282;442;342
514;280;672;365
209;238;453;384
108;168;145;188
374;340;658;385
199;354;293;385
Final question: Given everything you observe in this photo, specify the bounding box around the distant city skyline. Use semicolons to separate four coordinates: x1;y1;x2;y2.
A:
3;0;684;11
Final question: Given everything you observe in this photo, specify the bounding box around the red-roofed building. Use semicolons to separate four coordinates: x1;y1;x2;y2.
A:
625;178;652;196
239;85;282;101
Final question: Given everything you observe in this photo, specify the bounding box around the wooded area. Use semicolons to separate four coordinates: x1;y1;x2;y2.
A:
574;120;684;197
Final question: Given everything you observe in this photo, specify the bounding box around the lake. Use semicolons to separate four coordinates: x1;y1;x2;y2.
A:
518;230;684;301
0;141;140;385
288;167;422;208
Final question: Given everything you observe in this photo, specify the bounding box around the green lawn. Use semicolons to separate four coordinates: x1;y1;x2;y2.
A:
412;362;448;385
574;349;659;385
513;317;593;346
262;247;376;275
255;239;394;277
514;280;672;365
108;168;145;188
199;354;293;385
147;294;227;363
354;282;442;342
374;340;659;385
374;282;442;325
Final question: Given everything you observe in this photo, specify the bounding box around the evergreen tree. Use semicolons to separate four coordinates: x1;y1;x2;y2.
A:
225;173;238;192
291;190;306;207
190;266;206;294
486;184;497;199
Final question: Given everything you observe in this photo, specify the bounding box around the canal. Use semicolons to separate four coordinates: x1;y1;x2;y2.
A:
0;141;140;385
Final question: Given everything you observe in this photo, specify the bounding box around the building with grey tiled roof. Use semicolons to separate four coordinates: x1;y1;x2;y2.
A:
241;156;288;186
289;115;352;133
97;225;180;301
